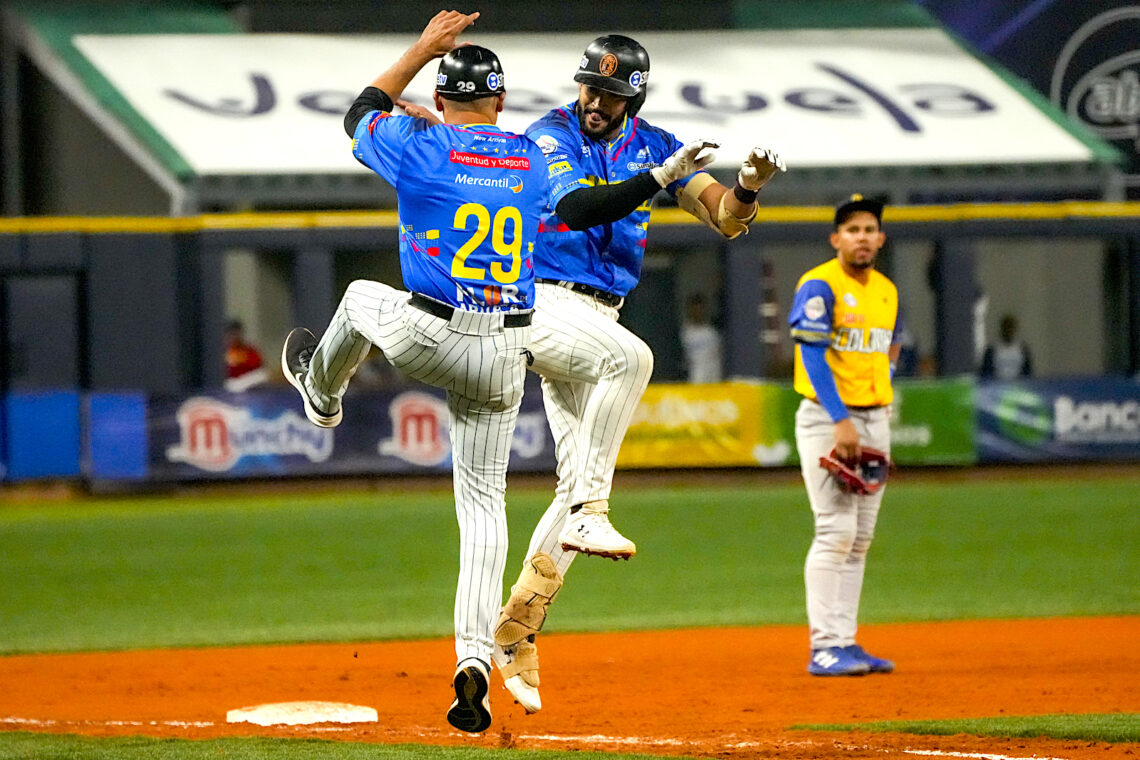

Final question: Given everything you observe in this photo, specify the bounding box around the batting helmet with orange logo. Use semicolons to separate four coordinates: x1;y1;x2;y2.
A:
573;35;650;117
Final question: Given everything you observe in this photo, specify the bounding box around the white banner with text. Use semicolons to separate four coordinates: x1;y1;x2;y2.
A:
73;29;1095;175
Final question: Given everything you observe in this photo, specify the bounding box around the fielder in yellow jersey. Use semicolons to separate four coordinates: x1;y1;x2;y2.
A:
788;195;901;677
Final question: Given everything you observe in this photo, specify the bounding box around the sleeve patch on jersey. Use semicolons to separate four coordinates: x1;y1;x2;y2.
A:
536;135;560;155
804;295;827;321
549;160;573;176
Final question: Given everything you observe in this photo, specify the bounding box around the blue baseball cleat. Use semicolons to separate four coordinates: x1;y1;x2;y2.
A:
808;646;871;676
843;644;895;673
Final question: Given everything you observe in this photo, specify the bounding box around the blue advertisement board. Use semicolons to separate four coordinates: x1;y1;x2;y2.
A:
4;391;82;480
145;377;557;482
977;377;1140;462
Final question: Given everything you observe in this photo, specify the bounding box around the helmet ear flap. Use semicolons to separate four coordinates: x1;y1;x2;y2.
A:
626;88;646;119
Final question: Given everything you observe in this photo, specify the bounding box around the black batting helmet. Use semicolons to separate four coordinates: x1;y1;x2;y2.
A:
435;45;505;101
573;35;650;117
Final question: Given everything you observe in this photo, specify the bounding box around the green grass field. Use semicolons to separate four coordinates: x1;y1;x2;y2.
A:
0;733;683;760
1;470;1138;758
2;473;1136;654
798;713;1140;743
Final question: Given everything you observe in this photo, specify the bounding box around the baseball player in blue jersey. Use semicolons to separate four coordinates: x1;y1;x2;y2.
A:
280;11;547;733
491;34;787;713
789;195;900;677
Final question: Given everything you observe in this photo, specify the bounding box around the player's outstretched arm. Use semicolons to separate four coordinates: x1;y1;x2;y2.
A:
344;11;478;136
371;10;479;100
555;140;718;231
677;145;786;240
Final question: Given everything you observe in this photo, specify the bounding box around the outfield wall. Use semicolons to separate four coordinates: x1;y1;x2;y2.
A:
3;375;1138;485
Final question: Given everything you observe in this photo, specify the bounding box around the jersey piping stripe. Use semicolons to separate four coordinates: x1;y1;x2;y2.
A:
609;117;639;162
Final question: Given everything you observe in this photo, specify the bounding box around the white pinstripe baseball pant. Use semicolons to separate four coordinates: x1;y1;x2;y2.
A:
795;399;891;650
304;279;530;666
522;281;654;576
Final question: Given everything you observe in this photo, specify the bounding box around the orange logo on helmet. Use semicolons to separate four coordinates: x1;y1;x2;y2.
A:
599;53;618;76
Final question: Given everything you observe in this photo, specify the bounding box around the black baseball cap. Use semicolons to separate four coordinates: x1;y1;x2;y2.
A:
833;194;885;227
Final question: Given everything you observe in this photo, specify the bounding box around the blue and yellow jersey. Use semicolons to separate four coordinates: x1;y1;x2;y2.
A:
352;111;548;311
526;102;705;297
789;258;899;407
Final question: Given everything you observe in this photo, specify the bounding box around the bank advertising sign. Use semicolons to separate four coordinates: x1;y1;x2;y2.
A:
71;29;1094;176
977;378;1140;462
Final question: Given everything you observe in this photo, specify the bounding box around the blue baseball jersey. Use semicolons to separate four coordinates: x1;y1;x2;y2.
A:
527;103;703;297
352;110;548;311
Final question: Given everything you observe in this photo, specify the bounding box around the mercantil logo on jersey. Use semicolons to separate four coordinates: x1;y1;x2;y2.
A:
453;173;525;191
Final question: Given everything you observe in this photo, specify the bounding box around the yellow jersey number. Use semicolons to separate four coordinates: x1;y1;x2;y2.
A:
452;203;522;284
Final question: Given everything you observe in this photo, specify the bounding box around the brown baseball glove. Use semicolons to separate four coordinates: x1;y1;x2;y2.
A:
819;447;891;495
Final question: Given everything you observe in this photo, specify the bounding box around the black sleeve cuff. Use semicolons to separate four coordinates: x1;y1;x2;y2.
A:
554;171;662;231
344;86;394;137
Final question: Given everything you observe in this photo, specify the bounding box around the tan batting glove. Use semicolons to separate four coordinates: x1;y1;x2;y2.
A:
651;139;719;188
737;146;786;192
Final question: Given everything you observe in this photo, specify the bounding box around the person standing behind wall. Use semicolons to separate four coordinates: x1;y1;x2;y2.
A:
980;313;1033;379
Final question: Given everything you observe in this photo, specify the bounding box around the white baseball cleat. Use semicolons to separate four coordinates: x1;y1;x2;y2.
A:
281;327;342;428
492;638;542;713
558;501;636;559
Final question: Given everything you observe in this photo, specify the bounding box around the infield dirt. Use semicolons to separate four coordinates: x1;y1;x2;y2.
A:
1;616;1136;759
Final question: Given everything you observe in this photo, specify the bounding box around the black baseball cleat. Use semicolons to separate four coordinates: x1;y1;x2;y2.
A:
446;659;492;733
281;328;342;428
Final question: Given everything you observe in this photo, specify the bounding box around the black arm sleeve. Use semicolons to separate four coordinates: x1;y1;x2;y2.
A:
554;172;663;231
343;87;394;137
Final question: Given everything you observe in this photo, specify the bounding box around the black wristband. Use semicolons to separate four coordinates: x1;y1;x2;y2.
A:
733;182;759;205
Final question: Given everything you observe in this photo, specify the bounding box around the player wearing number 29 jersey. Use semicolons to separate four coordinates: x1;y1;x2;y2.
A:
280;12;552;734
352;112;546;311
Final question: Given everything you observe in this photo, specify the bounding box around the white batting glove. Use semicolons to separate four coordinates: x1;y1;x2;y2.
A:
651;139;719;188
737;146;786;192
